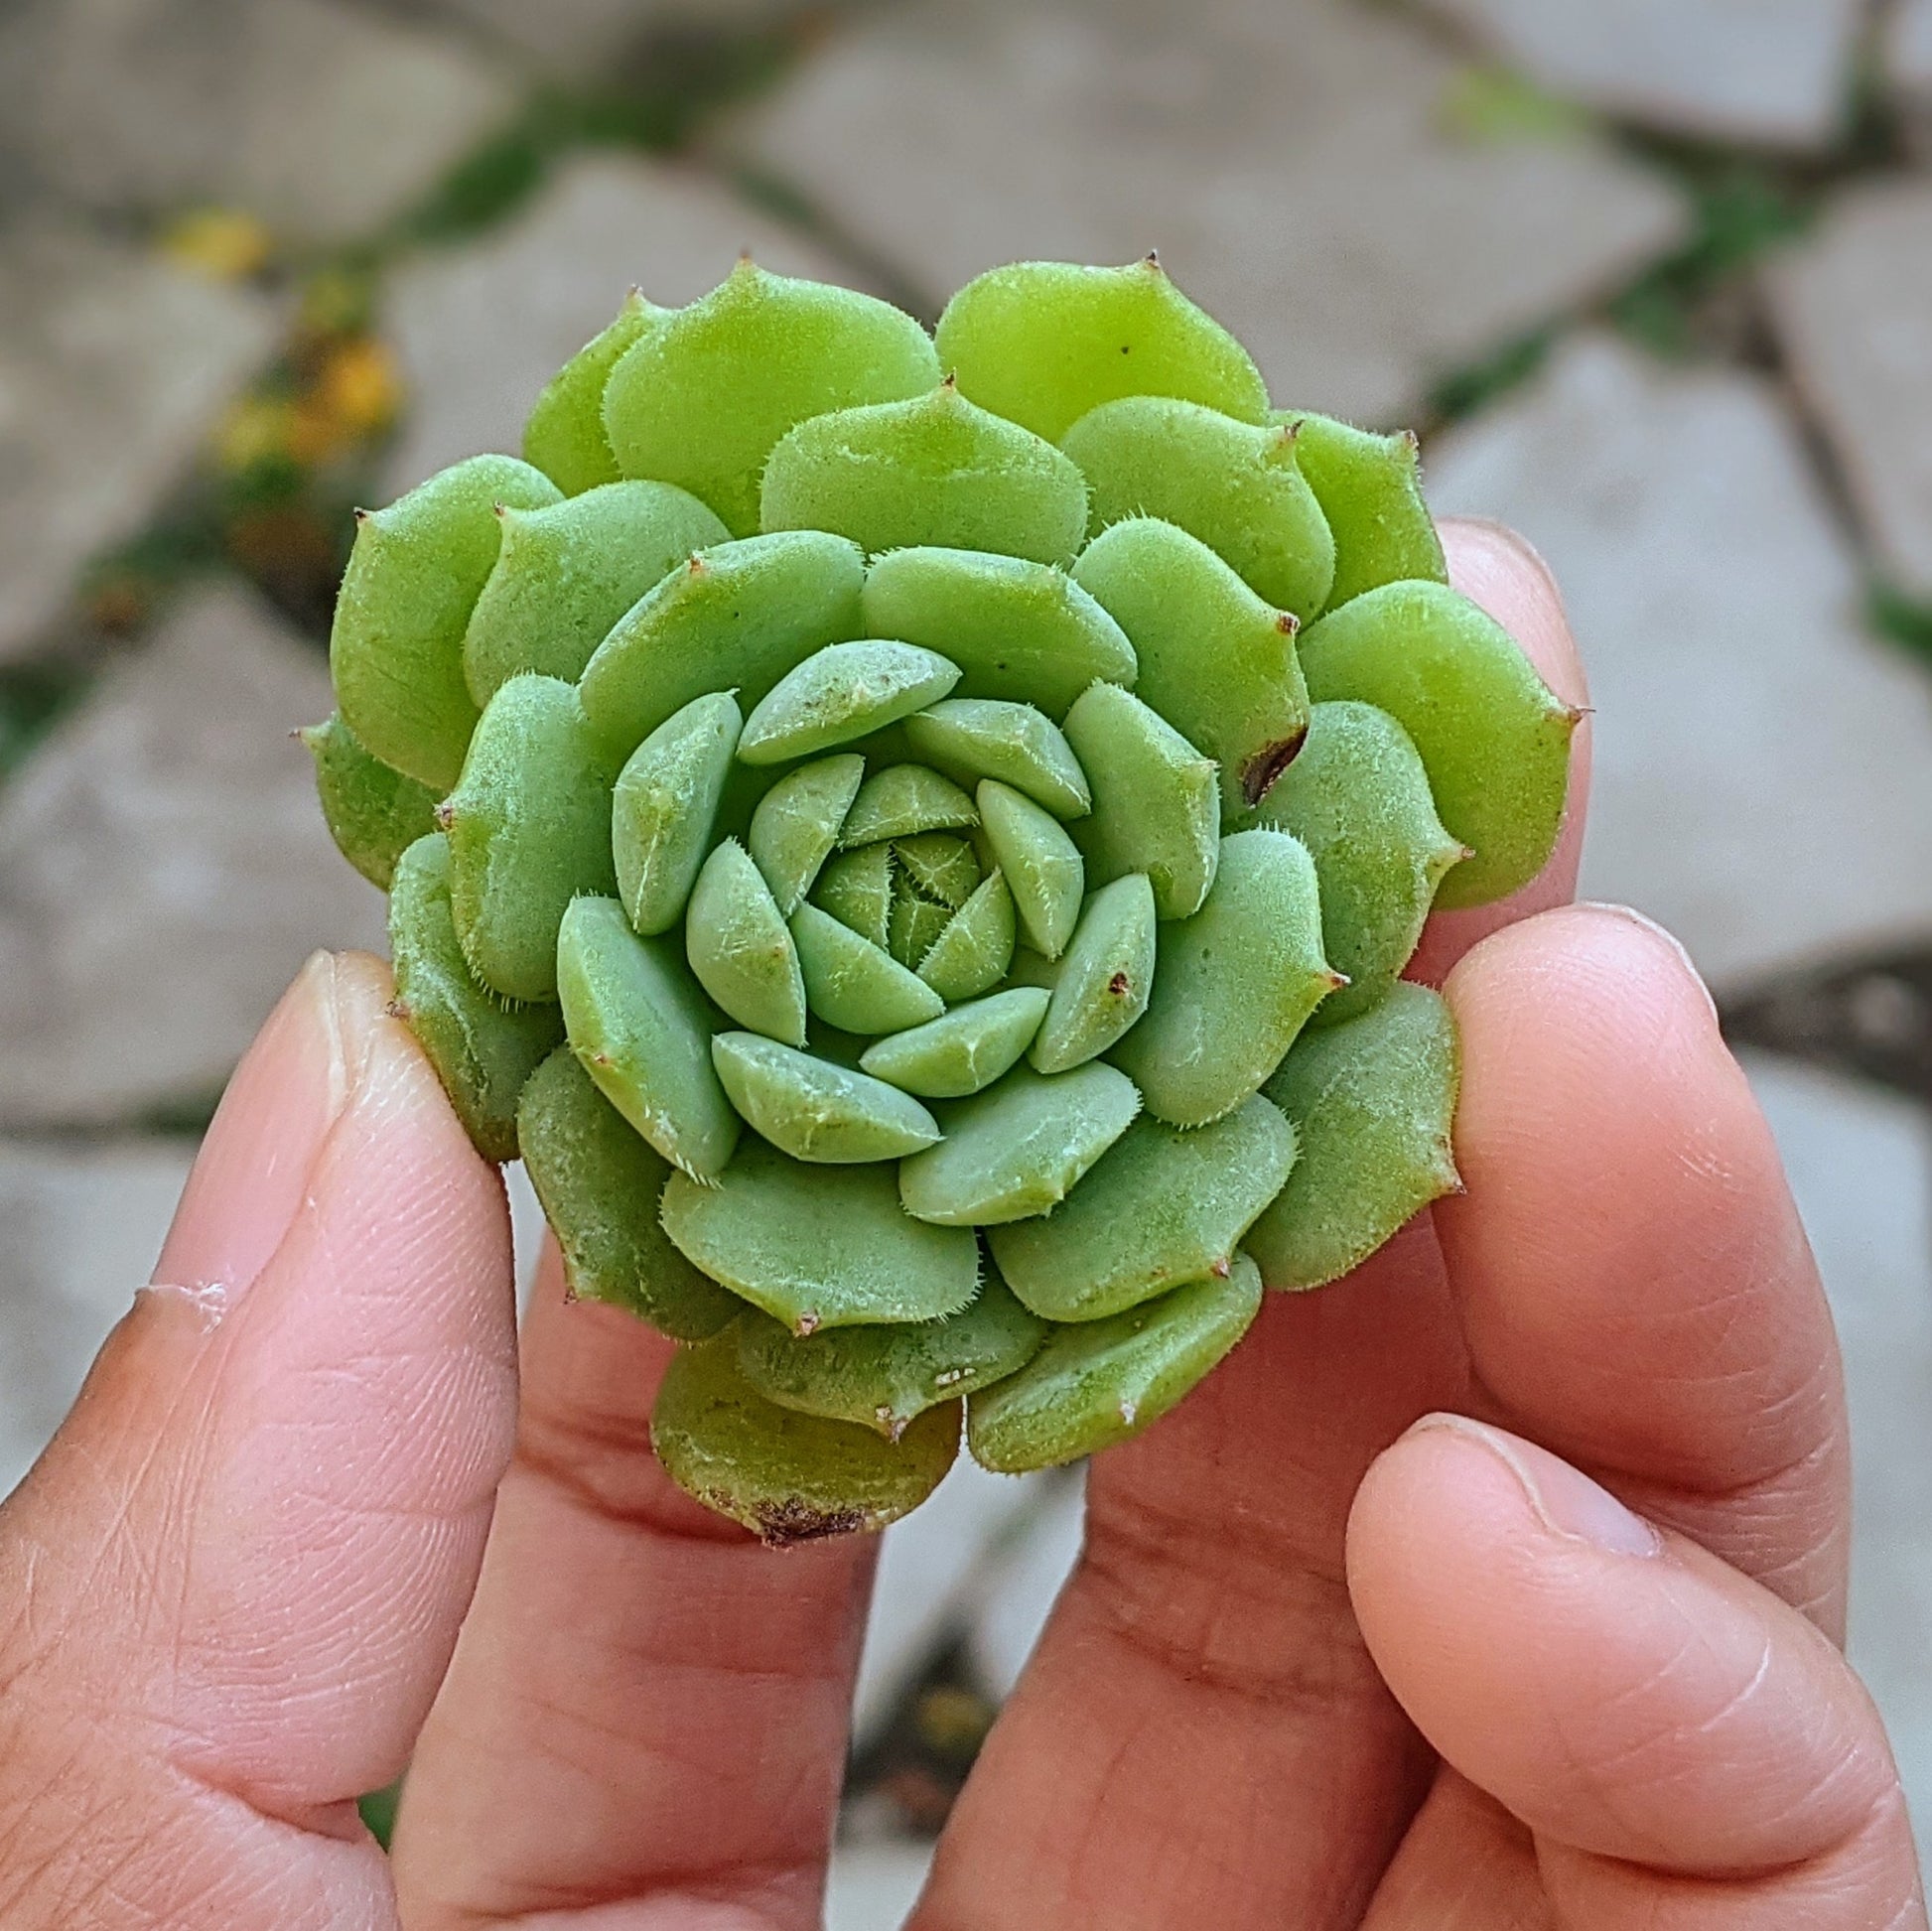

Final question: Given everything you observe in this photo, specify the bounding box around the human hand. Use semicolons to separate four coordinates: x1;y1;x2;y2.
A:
0;522;1921;1930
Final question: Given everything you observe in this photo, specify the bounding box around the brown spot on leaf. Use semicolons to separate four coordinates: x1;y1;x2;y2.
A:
432;799;455;829
1108;971;1131;997
751;1496;872;1547
1241;724;1309;805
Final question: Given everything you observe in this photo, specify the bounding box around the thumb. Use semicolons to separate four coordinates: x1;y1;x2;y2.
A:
1347;1416;1925;1927
0;953;517;1928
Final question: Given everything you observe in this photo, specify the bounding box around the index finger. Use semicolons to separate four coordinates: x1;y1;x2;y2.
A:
1438;901;1852;1636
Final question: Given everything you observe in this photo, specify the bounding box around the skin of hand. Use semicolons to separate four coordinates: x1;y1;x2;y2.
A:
0;521;1923;1931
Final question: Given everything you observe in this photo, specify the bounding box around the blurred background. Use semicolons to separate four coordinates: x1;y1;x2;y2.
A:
3;0;1932;1917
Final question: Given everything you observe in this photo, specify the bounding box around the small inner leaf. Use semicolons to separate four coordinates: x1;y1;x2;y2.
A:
711;1030;941;1164
748;753;866;915
841;763;978;845
734;1265;1047;1438
903;697;1092;820
790;901;947;1035
1029;873;1158;1074
859;986;1050;1099
557;895;741;1182
685;839;808;1047
738;640;963;765
977;779;1084;961
613;691;742;937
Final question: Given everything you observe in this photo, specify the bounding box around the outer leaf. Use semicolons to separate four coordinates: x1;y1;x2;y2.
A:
734;1267;1046;1438
331;455;560;790
1299;581;1578;908
661;1140;981;1330
968;1257;1263;1473
604;259;941;536
516;1046;739;1339
1247;983;1460;1292
762;381;1089;565
302;714;438;892
653;1334;960;1543
936;257;1270;444
387;834;562;1164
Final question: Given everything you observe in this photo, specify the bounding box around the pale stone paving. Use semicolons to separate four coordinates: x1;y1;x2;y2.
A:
0;585;387;1130
1766;180;1932;604
1742;1053;1932;1855
1892;0;1932;130
729;0;1687;425
1419;0;1864;151
392;0;800;78
381;154;879;495
0;1141;198;1500
0;222;280;661
0;0;518;246
1426;332;1932;990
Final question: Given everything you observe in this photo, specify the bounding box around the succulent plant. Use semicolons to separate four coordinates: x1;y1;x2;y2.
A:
312;255;1576;1542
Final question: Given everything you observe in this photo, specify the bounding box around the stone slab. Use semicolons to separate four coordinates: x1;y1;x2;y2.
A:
380;153;872;495
729;0;1686;426
394;0;793;76
0;222;280;661
966;1466;1085;1703
854;1456;1046;1744
0;1140;198;1500
1766;180;1932;603
1741;1053;1932;1851
1890;0;1932;106
0;0;517;245
1426;332;1932;990
1423;0;1862;150
826;1838;932;1931
0;584;388;1129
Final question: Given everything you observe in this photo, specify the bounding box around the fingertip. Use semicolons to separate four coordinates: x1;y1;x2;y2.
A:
1347;1416;1888;1876
1443;899;1722;1075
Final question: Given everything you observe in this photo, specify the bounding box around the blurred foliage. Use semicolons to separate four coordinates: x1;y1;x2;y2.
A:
0;662;88;786
402;23;804;244
358;1780;403;1854
1440;66;1594;145
1426;327;1554;425
1609;159;1812;358
160;207;277;282
77;260;396;645
1869;585;1932;667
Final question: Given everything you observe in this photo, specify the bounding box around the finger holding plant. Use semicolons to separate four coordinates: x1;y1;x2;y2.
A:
315;254;1578;1540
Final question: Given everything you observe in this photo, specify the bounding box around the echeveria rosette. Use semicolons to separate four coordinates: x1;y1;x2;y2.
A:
314;255;1578;1542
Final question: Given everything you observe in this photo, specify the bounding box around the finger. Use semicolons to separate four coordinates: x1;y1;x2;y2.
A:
393;1241;875;1931
0;953;516;1927
914;522;1596;1931
1349;1418;1924;1927
1408;517;1593;985
1361;1772;1552;1931
1439;903;1851;1633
